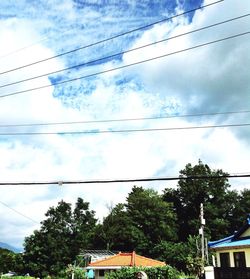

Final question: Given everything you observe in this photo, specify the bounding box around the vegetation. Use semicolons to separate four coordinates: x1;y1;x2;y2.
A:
106;266;180;279
0;248;25;274
24;198;96;278
1;277;36;279
93;187;178;255
1;161;249;278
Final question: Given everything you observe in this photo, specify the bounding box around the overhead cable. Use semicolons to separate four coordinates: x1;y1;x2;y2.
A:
0;31;249;99
1;110;250;128
0;0;223;76
0;122;249;136
0;173;250;185
0;200;39;224
1;13;248;90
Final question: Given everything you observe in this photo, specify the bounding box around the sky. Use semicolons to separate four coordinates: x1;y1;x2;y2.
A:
0;0;250;249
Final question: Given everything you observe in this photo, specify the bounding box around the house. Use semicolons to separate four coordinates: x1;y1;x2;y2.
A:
208;215;250;279
86;251;166;279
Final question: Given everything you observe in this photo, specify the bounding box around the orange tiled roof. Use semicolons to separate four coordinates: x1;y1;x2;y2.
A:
89;251;166;267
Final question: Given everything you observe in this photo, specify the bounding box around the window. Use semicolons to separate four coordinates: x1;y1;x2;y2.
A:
234;252;246;268
220;252;230;267
99;270;105;276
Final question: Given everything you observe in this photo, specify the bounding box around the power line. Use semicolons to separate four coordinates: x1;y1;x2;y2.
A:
0;0;223;76
1;13;248;90
1;110;250;128
0;25;81;61
0;200;39;224
0;122;249;136
1;31;249;99
0;173;249;185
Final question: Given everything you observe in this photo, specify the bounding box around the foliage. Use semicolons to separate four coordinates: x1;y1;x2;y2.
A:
92;186;177;256
186;255;203;278
0;248;25;274
229;188;250;231
105;266;180;279
66;264;87;279
1;161;247;277
163;160;238;241
23;198;96;278
153;235;203;275
0;248;16;273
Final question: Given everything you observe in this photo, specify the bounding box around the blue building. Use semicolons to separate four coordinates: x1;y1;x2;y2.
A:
208;215;250;279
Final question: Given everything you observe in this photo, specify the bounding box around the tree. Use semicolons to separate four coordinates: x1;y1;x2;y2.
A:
163;160;238;241
0;248;16;273
92;203;144;252
0;248;25;275
24;198;96;277
126;186;178;255
153;236;202;275
229;188;250;231
93;186;177;256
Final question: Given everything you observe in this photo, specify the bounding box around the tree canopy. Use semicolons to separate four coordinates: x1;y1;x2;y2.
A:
163;160;240;241
3;160;249;277
92;186;177;257
24;198;96;277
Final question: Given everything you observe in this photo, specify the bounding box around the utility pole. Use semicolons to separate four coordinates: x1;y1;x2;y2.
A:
199;203;206;274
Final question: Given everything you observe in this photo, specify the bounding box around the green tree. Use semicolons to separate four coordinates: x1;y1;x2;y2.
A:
126;186;178;255
0;248;25;275
24;198;96;277
229;188;250;232
92;203;144;252
153;236;201;274
163;160;238;241
93;186;177;256
0;248;16;273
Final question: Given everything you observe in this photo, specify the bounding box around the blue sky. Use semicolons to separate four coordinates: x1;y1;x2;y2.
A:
0;0;250;248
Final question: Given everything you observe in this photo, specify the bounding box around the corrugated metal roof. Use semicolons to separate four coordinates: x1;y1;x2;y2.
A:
209;238;250;249
208;215;250;250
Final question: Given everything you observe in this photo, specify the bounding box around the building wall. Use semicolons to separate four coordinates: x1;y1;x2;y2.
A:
241;228;250;238
216;248;250;267
94;269;104;279
94;269;117;279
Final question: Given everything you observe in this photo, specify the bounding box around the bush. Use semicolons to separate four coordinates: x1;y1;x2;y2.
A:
105;266;180;279
65;265;87;279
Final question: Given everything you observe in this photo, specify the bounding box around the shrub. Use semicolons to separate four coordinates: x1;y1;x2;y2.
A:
105;265;180;279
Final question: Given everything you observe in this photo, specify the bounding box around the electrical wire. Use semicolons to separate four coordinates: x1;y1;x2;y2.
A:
1;13;248;90
0;25;81;61
0;0;223;76
0;173;250;185
1;110;250;128
0;122;249;136
0;200;39;224
0;31;249;99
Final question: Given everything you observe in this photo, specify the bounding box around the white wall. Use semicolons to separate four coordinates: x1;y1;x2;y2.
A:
216;248;250;267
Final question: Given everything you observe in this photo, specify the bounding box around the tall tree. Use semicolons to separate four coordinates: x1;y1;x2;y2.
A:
93;186;177;256
126;186;178;252
229;188;250;231
24;198;96;277
0;248;25;274
163;160;238;241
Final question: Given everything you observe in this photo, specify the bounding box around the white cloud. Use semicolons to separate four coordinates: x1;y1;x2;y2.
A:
0;0;250;248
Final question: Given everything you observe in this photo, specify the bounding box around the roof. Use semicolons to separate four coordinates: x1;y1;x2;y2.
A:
88;251;166;268
208;215;250;250
79;250;116;263
80;250;116;257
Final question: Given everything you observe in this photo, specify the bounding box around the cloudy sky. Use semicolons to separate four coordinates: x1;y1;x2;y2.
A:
0;0;250;249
